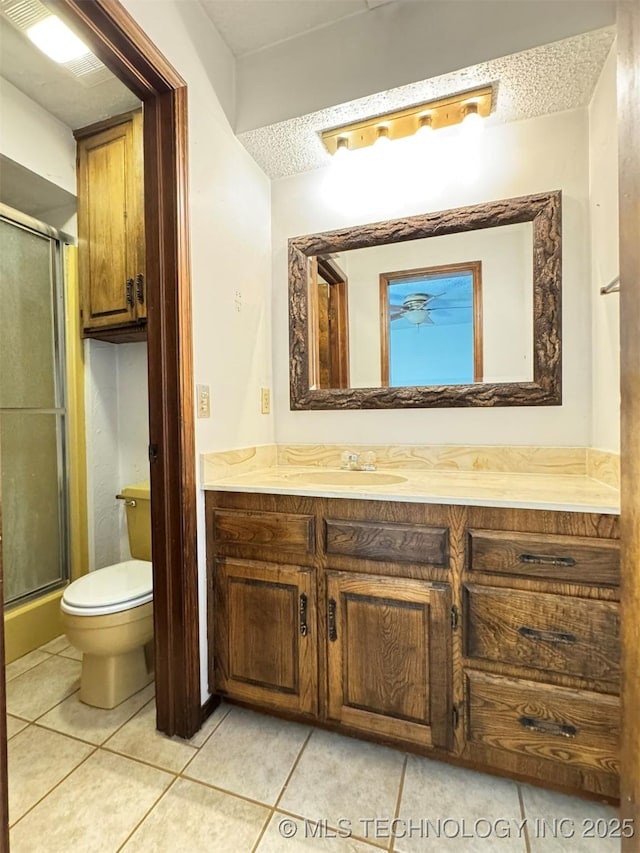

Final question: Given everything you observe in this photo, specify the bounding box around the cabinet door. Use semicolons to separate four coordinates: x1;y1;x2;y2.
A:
130;111;146;321
214;559;318;716
326;572;453;749
77;114;143;330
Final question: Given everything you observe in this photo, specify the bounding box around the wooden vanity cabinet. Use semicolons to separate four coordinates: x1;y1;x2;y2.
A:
75;110;146;341
462;514;621;798
213;558;318;716
205;491;620;799
326;571;453;748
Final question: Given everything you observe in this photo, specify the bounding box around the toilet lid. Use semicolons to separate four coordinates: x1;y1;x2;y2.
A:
61;560;153;616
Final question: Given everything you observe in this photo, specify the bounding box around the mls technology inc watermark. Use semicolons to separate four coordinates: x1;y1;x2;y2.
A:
277;816;634;842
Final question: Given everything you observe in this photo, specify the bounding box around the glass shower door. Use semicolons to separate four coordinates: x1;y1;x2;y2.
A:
0;208;69;605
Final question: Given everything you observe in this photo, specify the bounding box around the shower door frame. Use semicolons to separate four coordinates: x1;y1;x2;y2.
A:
44;0;201;740
0;207;73;609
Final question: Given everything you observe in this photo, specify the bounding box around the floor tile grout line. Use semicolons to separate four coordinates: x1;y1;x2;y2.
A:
272;727;315;812
187;702;232;750
5;651;55;683
115;773;180;852
32;695;156;750
389;754;409;853
517;784;532;853
250;807;277;853
178;771;289;813
8;743;100;830
99;742;198;777
100;695;157;749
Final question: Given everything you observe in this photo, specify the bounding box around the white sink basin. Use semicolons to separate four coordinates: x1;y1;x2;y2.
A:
290;470;407;486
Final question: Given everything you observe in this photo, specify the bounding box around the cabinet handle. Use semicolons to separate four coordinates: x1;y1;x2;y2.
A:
136;273;144;304
328;598;337;642
518;625;577;644
518;553;576;568
300;593;308;637
126;278;134;307
519;715;577;738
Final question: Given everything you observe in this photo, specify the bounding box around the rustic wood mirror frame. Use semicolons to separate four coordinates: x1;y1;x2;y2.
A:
289;190;562;410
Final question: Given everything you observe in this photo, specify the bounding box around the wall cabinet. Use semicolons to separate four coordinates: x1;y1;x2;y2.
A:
206;491;620;800
75;110;146;342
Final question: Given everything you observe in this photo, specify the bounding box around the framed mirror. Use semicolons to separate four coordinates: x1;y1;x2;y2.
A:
289;190;561;409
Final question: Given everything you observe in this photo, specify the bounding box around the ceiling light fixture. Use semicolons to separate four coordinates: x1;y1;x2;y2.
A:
321;85;493;155
26;15;91;64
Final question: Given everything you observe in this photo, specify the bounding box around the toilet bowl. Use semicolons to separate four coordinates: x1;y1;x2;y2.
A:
61;482;154;709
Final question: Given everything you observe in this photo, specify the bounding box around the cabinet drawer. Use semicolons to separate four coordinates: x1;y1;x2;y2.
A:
464;584;620;683
467;529;619;586
466;671;619;777
325;518;448;567
211;508;315;555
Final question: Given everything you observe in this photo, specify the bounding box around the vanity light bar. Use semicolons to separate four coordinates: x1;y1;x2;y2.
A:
321;85;493;155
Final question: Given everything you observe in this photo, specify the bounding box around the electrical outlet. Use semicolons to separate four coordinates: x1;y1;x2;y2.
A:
260;387;270;414
196;384;210;418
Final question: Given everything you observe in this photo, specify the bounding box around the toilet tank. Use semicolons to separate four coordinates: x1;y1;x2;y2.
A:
120;481;152;562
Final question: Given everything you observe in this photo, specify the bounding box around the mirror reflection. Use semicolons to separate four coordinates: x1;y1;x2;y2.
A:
310;222;533;390
289;190;561;410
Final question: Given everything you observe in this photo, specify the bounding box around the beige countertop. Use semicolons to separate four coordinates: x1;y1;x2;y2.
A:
202;465;620;515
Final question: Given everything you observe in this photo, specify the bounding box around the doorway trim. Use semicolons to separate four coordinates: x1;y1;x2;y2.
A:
46;0;201;738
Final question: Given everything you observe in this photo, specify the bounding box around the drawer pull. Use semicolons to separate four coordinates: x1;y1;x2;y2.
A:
135;273;144;304
299;593;308;637
519;553;576;568
518;626;577;645
126;277;135;307
328;598;337;642
519;715;577;738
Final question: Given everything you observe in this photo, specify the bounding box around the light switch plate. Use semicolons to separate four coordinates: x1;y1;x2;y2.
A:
260;387;270;414
197;384;210;418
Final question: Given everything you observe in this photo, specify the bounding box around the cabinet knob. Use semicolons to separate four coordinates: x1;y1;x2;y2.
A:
126;278;134;307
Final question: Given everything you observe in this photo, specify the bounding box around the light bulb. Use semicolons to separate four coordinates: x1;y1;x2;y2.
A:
461;102;484;137
374;125;390;146
415;114;433;138
334;137;349;158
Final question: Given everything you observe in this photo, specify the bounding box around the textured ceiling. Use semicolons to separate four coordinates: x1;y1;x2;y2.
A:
0;17;140;130
237;27;615;180
199;0;394;57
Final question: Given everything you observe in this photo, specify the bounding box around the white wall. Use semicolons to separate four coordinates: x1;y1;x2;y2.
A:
272;108;592;447
0;77;76;195
84;341;150;569
589;46;619;453
121;0;273;700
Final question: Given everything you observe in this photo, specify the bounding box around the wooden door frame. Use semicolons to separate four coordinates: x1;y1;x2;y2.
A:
618;1;640;845
1;500;8;850
379;262;484;387
42;0;201;739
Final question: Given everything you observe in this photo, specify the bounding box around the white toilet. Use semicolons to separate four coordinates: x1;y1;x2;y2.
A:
61;481;154;709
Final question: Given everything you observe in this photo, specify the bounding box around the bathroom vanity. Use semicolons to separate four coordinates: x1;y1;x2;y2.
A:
204;455;620;800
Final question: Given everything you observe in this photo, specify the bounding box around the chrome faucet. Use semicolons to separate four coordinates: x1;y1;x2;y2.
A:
340;451;376;471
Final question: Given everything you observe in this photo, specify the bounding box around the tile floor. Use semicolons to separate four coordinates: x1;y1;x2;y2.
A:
5;637;622;852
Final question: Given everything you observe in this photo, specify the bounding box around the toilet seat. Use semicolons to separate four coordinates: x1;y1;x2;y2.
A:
61;560;153;616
